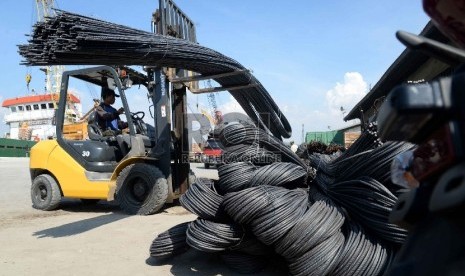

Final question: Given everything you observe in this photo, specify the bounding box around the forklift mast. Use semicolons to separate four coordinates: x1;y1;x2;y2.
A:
148;0;197;195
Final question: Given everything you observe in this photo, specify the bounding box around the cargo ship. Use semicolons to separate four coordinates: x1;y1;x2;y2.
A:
1;92;82;157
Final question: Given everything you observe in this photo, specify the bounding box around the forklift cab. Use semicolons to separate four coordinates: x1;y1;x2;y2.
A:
57;66;151;172
29;65;192;215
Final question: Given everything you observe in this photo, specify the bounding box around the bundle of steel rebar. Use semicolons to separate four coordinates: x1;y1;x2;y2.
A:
18;10;291;139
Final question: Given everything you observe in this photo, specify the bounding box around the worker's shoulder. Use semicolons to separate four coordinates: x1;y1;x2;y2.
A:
96;103;115;112
95;105;105;112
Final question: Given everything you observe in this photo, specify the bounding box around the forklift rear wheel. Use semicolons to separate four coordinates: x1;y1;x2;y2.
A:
31;174;62;211
116;163;168;215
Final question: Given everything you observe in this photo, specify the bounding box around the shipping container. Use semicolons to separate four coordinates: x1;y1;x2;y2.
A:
0;138;37;157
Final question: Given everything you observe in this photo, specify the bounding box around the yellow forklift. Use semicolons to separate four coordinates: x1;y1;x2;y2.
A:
29;0;199;215
29;65;192;215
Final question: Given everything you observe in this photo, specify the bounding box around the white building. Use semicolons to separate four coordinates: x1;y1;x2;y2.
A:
2;93;82;140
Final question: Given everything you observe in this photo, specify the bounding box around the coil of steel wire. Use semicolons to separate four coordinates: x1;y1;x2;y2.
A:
332;141;415;189
223;143;279;165
274;199;345;260
249;188;308;245
216;162;257;195
179;178;225;221
249;162;307;188
149;221;191;259
288;230;345;276
331;223;394;276
222;186;289;224
219;124;306;167
186;218;244;252
322;176;407;244
228;233;273;256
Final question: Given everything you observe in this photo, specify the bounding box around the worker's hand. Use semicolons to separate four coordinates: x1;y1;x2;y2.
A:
118;107;124;114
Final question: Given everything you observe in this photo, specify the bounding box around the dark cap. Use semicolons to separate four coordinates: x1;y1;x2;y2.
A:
101;87;119;99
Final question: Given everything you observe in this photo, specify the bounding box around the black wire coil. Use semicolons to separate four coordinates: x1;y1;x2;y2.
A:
219;124;306;167
250;162;307;188
186;218;244;252
179;178;225;221
216;162;257;195
149;221;191;259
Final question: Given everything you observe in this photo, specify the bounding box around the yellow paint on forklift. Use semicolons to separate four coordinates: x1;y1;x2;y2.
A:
29;140;56;169
30;140;113;200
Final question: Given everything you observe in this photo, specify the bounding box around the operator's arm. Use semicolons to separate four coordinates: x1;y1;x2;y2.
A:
95;105;120;121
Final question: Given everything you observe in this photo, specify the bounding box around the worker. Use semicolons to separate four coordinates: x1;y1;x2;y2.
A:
96;87;128;135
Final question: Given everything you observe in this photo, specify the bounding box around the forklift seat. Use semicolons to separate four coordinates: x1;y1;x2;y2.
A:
87;112;104;140
87;111;131;159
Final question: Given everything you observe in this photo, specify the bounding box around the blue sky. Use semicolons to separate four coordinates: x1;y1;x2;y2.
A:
0;0;430;143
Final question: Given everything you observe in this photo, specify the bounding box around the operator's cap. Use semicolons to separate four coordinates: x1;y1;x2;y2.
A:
101;87;120;99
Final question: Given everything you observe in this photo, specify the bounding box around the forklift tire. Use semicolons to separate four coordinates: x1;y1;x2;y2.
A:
116;163;168;215
31;174;62;211
205;163;210;169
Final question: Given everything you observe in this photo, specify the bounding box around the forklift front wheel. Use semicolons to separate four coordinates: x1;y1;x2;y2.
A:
31;174;62;211
116;163;168;215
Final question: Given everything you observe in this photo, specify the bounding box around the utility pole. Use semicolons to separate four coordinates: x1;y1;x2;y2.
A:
301;124;304;144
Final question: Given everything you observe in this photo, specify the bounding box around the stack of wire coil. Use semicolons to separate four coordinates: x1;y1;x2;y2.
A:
149;123;413;275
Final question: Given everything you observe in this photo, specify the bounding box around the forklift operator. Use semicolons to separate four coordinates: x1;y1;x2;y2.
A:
96;87;128;135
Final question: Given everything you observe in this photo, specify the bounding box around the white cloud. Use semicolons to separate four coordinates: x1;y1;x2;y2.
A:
275;72;367;143
217;96;245;114
326;72;368;116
